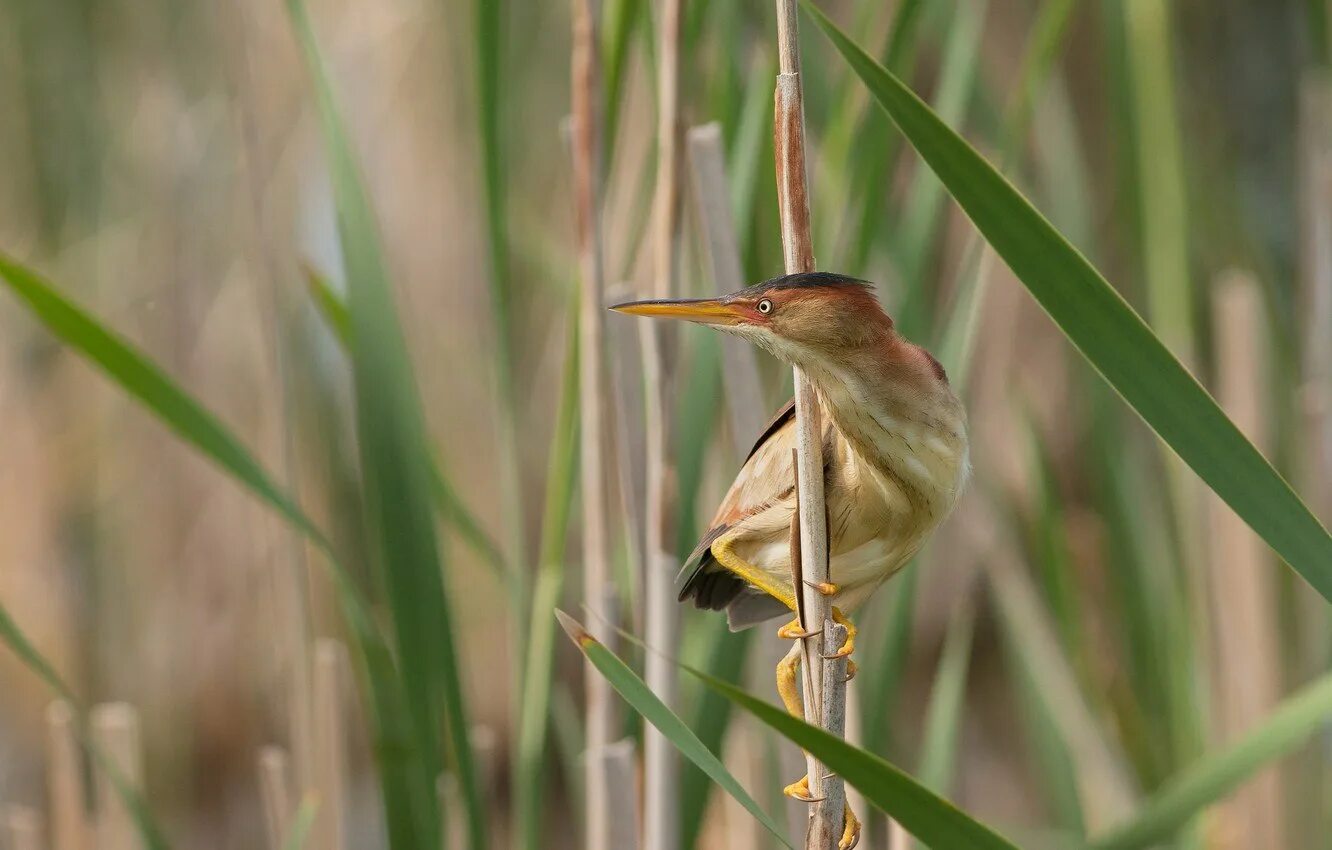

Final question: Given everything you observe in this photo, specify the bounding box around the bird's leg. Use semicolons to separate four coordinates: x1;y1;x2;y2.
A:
777;632;825;802
776;640;804;718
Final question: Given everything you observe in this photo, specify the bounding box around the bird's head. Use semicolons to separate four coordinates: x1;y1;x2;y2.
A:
611;272;895;369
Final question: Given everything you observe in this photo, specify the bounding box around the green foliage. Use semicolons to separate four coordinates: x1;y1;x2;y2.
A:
287;2;483;846
558;612;795;849
805;0;1332;607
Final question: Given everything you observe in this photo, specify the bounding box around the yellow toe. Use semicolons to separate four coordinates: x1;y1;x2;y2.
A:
839;804;861;849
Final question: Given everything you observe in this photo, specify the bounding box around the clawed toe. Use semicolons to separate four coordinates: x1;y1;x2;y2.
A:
840;803;861;849
782;774;824;803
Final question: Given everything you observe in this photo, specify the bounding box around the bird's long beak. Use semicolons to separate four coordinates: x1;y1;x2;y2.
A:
609;297;746;325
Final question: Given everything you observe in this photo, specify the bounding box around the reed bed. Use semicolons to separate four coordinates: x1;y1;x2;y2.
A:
0;1;1331;849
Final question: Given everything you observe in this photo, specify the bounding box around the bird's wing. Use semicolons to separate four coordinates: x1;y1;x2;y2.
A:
678;399;797;615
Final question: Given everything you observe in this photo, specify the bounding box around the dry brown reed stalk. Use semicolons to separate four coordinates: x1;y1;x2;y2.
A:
1301;73;1332;514
643;0;686;847
686;122;767;448
46;701;89;850
570;2;622;848
1298;73;1332;681
772;1;844;846
90;703;142;850
2;805;44;850
310;640;346;850
1206;271;1283;850
257;746;294;850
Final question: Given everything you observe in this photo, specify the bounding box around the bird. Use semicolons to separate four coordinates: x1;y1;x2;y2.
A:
612;271;969;850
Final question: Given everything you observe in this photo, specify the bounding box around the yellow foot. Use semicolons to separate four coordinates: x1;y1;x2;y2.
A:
782;774;823;803
840;803;861;849
777;618;820;641
806;580;839;596
845;659;858;682
822;607;858;660
781;778;861;849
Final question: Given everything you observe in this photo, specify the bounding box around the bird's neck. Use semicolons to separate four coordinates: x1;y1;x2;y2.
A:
801;339;968;509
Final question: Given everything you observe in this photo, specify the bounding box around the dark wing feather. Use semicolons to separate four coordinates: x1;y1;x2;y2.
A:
677;398;797;613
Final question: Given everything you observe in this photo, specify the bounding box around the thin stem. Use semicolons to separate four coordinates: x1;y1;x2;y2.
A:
644;0;686;848
571;2;620;849
772;1;845;846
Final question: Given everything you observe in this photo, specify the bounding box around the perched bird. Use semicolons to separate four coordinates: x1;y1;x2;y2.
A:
613;271;969;848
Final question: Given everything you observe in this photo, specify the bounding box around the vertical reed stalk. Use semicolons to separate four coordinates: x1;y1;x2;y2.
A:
91;703;143;850
773;1;845;846
1300;73;1332;531
644;1;686;848
46;700;89;850
686;123;768;446
311;640;346;850
257;746;294;850
1207;270;1283;849
2;806;43;850
571;3;620;849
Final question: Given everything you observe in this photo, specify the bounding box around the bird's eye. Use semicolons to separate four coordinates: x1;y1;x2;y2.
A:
757;299;773;315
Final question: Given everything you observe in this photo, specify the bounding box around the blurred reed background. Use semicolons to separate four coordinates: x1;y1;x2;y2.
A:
0;0;1330;848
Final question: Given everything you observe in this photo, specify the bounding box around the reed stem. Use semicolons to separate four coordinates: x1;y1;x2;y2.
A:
773;1;845;846
571;3;622;848
643;1;686;848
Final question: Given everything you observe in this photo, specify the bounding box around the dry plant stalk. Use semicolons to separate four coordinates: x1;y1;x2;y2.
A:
686;123;768;449
91;703;143;850
257;746;294;850
47;700;90;850
643;0;686;848
311;640;347;850
2;805;44;850
773;1;844;846
1207;271;1283;849
570;1;621;849
600;738;641;850
1299;71;1332;677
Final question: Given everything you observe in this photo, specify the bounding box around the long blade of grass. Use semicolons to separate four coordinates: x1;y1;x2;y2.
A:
285;3;482;848
680;643;1020;849
302;265;509;583
556;612;796;849
515;303;581;850
804;0;1332;604
0;253;421;850
1090;672;1332;850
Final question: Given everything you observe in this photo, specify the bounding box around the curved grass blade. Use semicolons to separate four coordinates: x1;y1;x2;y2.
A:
0;247;430;850
680;647;1021;850
556;611;795;850
302;264;509;583
0;252;324;546
1091;672;1332;850
804;0;1332;604
285;2;484;847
